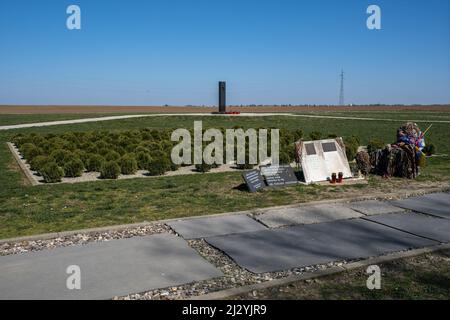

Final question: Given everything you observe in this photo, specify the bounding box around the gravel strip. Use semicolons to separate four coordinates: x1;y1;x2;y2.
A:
0;223;173;256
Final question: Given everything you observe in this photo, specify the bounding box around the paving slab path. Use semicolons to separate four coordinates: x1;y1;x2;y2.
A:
391;192;450;219
346;200;406;216
365;212;450;243
255;203;363;228
0;234;222;300
205;218;437;273
1;192;449;299
167;214;267;239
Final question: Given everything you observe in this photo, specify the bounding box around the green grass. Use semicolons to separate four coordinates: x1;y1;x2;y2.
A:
231;249;450;300
0;114;129;126
0;110;449;239
292;109;450;121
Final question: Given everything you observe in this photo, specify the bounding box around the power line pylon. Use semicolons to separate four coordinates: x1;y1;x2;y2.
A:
339;70;345;106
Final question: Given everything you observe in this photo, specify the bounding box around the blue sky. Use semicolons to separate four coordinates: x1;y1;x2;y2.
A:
0;0;449;106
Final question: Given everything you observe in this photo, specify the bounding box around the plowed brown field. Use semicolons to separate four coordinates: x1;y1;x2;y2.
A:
0;105;449;114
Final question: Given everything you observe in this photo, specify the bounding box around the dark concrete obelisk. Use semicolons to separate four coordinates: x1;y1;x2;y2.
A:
218;81;226;113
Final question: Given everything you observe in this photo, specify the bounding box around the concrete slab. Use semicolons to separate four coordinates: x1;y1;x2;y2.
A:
365;212;450;243
206;219;436;273
391;192;450;219
255;203;363;228
167;215;266;239
0;234;222;300
346;200;405;216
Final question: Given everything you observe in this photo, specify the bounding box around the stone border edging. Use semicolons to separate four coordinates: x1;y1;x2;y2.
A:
188;243;450;300
6;142;39;186
1;186;448;244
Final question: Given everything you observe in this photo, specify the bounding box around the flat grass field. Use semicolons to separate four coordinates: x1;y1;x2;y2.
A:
0;114;120;126
0;109;449;239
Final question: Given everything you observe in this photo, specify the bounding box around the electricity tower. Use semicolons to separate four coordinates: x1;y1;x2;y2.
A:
339;69;345;106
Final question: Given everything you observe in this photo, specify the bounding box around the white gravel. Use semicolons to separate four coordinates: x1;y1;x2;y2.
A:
0;223;172;256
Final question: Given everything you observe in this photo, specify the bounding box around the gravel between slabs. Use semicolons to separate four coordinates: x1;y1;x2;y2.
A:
0;222;350;300
0;223;173;256
115;238;349;300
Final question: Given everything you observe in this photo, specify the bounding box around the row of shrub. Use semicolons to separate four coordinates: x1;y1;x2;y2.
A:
28;151;175;183
13;128;363;182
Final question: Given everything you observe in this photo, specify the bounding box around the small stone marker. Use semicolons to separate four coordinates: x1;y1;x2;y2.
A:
242;170;266;192
260;165;298;187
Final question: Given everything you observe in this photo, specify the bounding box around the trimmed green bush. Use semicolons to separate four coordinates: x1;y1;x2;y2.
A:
344;136;360;161
136;151;152;170
309;131;322;141
195;162;212;173
85;154;105;172
169;161;180;171
97;148;110;156
135;146;150;154
279;151;292;165
94;140;109;151
63;158;85;177
40;162;64;183
146;157;170;176
50;149;73;166
119;154;138;175
367;138;385;153
73;149;88;166
114;146;127;156
105;150;121;161
293;129;303;142
29;155;50;172
100;161;121;179
20;143;43;161
47;137;70;150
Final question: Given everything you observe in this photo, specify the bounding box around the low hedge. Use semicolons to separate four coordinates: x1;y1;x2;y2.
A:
50;149;74;166
104;150;121;161
119;154;138;175
63;158;85;178
344;136;360;161
40;162;64;183
136;151;152;170
100;161;121;179
29;155;50;172
195;162;212;173
146;157;170;176
20;143;43;161
85;154;105;172
367;138;386;153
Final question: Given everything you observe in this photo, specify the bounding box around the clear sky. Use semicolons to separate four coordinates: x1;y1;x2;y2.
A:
0;0;449;106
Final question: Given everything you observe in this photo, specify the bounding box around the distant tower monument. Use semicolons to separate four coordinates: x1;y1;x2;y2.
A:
339;70;345;106
219;81;226;113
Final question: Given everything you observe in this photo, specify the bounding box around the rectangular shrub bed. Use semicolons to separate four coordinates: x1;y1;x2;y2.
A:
10;128;357;184
11;129;181;183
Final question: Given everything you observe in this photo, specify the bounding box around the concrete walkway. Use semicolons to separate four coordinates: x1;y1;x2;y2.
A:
0;234;222;300
0;192;449;299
